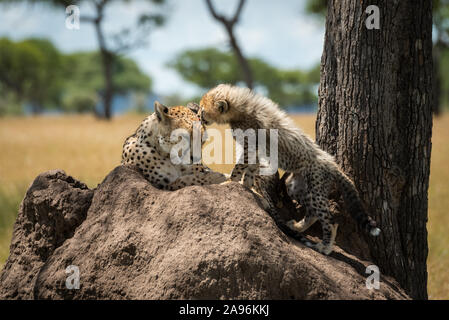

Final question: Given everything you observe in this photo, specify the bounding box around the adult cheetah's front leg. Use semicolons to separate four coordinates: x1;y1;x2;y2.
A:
242;163;260;188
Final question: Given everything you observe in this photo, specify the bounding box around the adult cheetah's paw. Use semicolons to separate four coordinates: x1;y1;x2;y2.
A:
286;219;298;231
219;180;233;185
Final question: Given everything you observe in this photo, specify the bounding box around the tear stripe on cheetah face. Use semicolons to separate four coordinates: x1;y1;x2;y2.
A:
121;102;226;190
198;84;381;255
140;102;204;157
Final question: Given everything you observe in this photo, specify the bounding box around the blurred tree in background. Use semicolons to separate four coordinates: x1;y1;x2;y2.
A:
305;0;327;19
0;38;63;115
0;38;152;115
169;48;319;108
18;0;166;119
204;0;253;89
61;52;151;114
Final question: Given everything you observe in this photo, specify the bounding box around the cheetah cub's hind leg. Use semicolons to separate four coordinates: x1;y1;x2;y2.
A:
285;173;316;248
307;188;338;255
286;172;338;255
301;192;338;255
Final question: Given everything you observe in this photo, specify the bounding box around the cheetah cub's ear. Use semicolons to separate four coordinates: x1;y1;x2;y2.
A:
154;101;170;122
215;100;229;114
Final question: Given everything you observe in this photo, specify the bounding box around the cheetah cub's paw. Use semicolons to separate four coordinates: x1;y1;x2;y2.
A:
286;219;300;231
286;219;296;229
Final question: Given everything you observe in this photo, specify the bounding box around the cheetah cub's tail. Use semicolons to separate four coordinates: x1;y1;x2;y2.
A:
334;170;381;237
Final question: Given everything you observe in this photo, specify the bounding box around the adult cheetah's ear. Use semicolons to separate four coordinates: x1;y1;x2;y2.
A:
215;100;229;114
154;101;170;122
187;102;200;114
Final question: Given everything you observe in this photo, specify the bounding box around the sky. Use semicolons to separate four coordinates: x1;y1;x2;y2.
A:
0;0;325;97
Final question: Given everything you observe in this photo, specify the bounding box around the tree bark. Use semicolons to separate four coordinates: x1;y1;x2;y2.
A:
205;0;253;89
225;24;253;90
316;1;433;299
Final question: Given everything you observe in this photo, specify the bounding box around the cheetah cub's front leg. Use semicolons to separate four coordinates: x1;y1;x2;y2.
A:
228;163;259;189
228;142;259;188
229;163;247;183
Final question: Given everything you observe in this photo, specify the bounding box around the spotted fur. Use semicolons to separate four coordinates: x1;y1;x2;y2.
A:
199;84;380;255
121;101;227;190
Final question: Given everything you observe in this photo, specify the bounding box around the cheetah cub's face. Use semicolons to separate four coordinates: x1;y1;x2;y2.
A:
140;101;204;156
199;84;237;125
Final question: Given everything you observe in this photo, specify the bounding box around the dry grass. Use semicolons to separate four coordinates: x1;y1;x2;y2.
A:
427;114;449;299
0;113;447;299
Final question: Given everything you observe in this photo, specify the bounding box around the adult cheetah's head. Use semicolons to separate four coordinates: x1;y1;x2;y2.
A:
139;101;205;157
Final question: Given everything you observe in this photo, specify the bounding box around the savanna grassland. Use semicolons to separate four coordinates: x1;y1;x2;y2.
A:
0;113;447;299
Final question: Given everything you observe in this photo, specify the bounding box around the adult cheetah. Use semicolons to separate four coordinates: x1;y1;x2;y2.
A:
122;101;227;191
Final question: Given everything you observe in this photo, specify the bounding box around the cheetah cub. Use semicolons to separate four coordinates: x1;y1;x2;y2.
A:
199;84;380;255
122;101;227;191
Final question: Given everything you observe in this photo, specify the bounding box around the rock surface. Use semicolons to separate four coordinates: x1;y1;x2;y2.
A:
0;166;409;299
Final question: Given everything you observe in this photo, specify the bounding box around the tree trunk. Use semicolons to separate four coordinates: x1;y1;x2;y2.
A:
316;1;433;299
93;6;114;120
204;0;253;89
100;49;114;120
225;25;253;89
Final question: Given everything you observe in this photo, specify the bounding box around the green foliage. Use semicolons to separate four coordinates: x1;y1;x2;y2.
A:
0;37;63;113
62;52;151;94
169;48;319;107
0;88;23;116
0;37;152;115
113;57;152;93
60;52;151;112
168;48;240;88
162;93;197;107
305;0;327;18
61;90;98;113
434;0;449;26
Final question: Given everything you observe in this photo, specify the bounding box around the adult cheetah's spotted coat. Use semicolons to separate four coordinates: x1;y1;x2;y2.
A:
121;101;226;191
